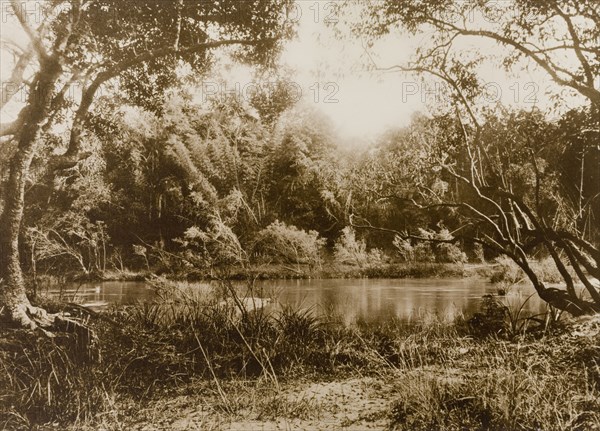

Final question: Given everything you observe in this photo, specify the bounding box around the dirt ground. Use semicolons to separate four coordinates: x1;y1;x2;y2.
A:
123;376;394;431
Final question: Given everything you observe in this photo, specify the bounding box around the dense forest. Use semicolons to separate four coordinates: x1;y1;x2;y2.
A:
5;90;599;280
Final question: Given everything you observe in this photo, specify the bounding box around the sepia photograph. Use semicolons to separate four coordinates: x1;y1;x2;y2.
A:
1;0;599;429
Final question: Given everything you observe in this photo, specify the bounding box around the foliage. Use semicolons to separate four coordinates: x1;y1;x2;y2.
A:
333;227;385;268
393;229;466;264
1;291;598;429
26;213;109;275
467;295;509;338
0;327;107;427
416;228;467;264
472;242;485;264
489;256;573;286
176;215;247;270
266;107;341;239
489;256;527;285
358;263;465;279
393;236;415;262
346;1;600;107
336;0;600;314
0;0;296;328
253;220;325;270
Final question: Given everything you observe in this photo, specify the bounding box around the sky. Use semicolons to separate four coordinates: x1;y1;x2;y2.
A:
277;2;427;142
267;1;585;142
1;0;587;145
217;3;433;142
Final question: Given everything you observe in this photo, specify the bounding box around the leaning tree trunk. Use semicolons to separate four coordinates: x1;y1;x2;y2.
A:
0;58;63;330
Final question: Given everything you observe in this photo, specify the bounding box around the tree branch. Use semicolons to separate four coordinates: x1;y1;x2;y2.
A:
554;5;595;87
51;37;270;170
427;17;600;105
0;44;34;110
9;0;48;59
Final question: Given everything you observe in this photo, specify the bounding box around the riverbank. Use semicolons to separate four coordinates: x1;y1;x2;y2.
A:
1;287;599;430
46;261;477;285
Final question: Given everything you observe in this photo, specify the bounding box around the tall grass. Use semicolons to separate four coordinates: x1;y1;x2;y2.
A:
0;327;110;428
389;339;600;430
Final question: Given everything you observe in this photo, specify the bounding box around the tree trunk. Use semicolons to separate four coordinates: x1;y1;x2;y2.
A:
0;58;62;329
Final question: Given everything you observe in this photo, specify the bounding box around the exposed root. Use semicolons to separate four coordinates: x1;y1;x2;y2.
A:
7;303;50;331
3;303;97;360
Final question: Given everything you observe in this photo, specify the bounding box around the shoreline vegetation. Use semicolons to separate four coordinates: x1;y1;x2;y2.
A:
32;258;552;283
1;276;599;430
4;257;593;429
30;255;577;293
57;261;473;283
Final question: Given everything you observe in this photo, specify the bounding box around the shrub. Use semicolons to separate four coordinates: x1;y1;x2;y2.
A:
472;242;485;263
175;215;247;269
396;228;467;264
424;228;467;264
489;256;524;284
252;221;325;270
393;235;415;262
436;242;467;264
414;242;436;263
334;227;385;268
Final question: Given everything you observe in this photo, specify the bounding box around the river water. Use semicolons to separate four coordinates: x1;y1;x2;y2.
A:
53;278;549;324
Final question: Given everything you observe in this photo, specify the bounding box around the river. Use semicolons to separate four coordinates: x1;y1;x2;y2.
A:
52;277;549;324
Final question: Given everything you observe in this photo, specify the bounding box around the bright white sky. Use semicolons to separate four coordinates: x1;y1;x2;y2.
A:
267;1;585;142
1;0;586;145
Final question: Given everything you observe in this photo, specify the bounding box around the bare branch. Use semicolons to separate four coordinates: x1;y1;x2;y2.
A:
0;44;34;110
554;5;595;87
9;0;48;59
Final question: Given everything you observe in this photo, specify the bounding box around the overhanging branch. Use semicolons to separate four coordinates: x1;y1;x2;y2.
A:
52;37;272;170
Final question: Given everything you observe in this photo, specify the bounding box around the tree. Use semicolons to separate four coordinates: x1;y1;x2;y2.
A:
248;69;300;129
266;107;340;239
344;0;600;315
347;0;600;107
0;0;293;329
341;113;451;249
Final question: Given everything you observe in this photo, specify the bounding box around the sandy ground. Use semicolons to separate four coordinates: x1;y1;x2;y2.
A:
124;376;394;431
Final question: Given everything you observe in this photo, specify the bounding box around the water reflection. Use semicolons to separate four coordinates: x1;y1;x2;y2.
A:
53;278;550;324
49;281;155;308
259;278;548;324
